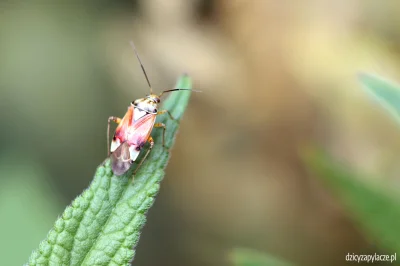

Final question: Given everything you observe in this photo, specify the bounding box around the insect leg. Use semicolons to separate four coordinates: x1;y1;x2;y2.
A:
133;136;154;178
154;123;167;147
107;116;122;156
157;110;176;121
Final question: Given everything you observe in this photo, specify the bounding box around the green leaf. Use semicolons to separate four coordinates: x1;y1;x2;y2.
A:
27;74;193;266
358;72;400;122
303;147;400;253
229;248;294;266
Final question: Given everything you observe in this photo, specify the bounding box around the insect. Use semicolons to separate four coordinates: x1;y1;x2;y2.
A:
107;41;197;176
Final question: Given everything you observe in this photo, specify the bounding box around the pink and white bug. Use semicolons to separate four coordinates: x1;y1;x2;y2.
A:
107;42;197;176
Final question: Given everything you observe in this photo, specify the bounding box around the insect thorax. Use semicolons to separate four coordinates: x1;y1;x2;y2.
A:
132;98;157;121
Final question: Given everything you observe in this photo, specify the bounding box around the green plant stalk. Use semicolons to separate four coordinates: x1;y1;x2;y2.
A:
229;248;294;266
27;75;193;266
303;147;400;254
358;72;400;122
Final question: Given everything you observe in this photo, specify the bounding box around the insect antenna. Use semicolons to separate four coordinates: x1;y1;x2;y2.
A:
129;41;153;94
159;88;202;97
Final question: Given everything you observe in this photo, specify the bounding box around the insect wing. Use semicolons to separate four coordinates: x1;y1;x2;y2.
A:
111;141;132;176
110;107;133;154
110;109;156;176
127;112;156;147
114;107;133;141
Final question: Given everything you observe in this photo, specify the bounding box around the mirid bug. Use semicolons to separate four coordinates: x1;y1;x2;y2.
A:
107;41;197;176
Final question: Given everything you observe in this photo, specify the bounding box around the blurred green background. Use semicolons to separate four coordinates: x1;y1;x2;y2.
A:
1;1;400;265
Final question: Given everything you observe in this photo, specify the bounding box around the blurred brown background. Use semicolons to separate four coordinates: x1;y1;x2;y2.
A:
1;1;400;265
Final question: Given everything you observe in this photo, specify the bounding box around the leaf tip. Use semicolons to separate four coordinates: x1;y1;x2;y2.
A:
176;73;192;90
